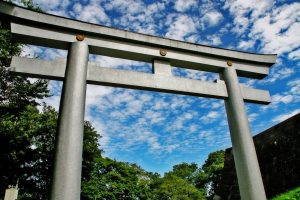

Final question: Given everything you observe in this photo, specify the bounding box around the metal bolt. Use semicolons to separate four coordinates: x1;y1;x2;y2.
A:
227;60;233;66
76;34;85;41
160;49;167;56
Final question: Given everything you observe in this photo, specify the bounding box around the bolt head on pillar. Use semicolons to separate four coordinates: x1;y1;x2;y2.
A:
76;34;85;41
159;49;167;56
227;60;233;66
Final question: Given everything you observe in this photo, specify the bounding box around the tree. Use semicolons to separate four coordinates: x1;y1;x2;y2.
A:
195;150;225;198
151;174;206;200
0;2;103;199
0;105;102;199
81;157;157;200
0;1;50;198
165;162;198;184
0;105;56;199
0;1;49;116
82;121;102;181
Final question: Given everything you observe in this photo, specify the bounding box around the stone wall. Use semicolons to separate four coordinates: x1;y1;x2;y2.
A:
217;113;300;200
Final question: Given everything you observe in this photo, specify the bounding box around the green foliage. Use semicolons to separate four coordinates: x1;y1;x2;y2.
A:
152;174;206;200
0;26;21;67
270;187;300;200
0;105;102;199
3;0;42;12
82;121;102;181
195;150;225;198
19;0;43;12
81;157;156;200
0;105;57;198
0;2;52;196
0;4;49;115
165;162;198;184
164;151;225;198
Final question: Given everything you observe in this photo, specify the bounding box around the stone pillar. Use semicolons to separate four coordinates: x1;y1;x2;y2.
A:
221;64;267;200
50;41;89;200
4;188;18;200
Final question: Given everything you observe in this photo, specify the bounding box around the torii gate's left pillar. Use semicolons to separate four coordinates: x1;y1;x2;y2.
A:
50;40;89;200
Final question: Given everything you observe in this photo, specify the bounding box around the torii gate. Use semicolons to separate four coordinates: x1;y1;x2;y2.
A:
0;2;277;200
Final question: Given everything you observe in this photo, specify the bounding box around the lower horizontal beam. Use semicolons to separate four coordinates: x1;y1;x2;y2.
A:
9;56;271;104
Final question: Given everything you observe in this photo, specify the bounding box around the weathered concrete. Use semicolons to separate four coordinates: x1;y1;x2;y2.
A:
221;66;267;200
50;42;89;200
10;56;271;104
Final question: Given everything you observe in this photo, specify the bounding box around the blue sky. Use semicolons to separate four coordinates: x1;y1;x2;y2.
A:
18;0;300;174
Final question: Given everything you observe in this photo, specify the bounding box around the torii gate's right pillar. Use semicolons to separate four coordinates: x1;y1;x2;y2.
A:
221;64;267;200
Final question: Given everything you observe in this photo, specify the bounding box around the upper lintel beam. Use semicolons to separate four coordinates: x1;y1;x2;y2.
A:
0;2;276;74
10;23;270;79
9;56;271;104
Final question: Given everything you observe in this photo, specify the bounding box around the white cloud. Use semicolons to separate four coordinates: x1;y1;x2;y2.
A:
211;101;223;109
272;94;293;104
90;55;145;69
202;11;223;27
38;81;62;111
21;45;67;61
172;67;218;81
86;118;110;148
288;49;300;60
287;79;300;95
108;1;166;35
200;111;220;123
249;3;300;54
238;40;255;50
224;0;274;35
73;3;110;24
185;34;199;43
43;49;67;60
206;35;222;46
32;0;70;17
174;0;196;12
41;95;61;111
272;109;300;123
21;45;43;58
248;113;258;122
85;85;113;108
165;15;196;40
72;3;82;13
104;0;144;15
34;0;70;10
262;93;294;111
262;67;294;83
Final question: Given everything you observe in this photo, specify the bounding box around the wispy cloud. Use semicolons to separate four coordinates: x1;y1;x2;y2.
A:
272;109;300;123
250;2;300;54
202;11;223;27
165;15;197;40
174;0;197;12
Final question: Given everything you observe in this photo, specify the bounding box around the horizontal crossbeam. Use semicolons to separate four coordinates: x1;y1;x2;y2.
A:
9;56;271;104
0;2;276;63
10;23;270;79
0;1;277;79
